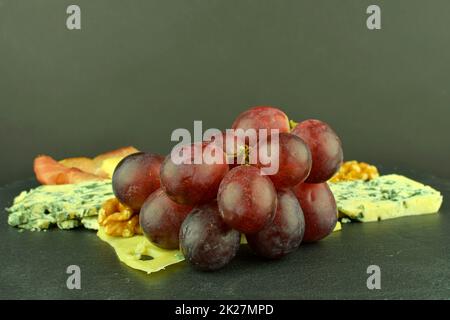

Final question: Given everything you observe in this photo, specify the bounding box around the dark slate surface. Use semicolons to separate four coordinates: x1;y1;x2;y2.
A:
1;171;449;299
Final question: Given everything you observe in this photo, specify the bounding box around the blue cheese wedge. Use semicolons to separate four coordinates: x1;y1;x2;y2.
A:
329;174;443;222
7;181;113;231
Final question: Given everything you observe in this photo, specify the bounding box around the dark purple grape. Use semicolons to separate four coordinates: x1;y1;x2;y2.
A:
112;152;164;211
139;189;193;250
292;182;337;242
179;202;240;271
246;189;305;259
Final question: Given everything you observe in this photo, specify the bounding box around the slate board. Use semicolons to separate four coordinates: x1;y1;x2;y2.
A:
1;171;449;300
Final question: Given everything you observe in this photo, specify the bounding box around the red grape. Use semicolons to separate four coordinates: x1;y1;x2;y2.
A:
246;189;305;259
112;152;164;211
232;106;290;146
179;202;240;271
291;119;343;183
139;189;193;250
292;182;337;242
160;142;229;206
257;132;312;188
217;165;277;234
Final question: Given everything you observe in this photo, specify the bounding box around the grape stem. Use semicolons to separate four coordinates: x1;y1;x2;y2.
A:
289;120;298;131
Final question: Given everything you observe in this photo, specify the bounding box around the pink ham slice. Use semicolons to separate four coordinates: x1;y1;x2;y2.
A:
34;155;105;185
33;146;139;185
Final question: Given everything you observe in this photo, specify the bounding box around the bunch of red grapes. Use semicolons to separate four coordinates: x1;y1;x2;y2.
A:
112;106;343;271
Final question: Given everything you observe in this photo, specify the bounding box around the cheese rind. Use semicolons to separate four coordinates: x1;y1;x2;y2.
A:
7;181;113;231
329;174;443;222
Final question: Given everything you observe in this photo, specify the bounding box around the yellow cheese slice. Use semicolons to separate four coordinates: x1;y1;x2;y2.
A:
100;157;124;178
97;227;184;274
333;221;342;232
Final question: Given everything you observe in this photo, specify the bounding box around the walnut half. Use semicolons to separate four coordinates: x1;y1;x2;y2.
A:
329;161;379;182
98;198;142;237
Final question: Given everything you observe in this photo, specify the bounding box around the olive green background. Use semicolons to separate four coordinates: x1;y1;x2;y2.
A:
1;0;450;185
